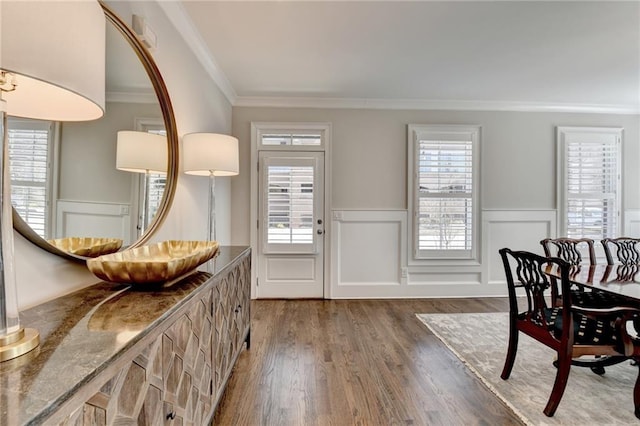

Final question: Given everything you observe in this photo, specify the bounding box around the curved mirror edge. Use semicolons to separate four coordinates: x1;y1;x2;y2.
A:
13;209;82;262
102;2;178;249
12;2;179;261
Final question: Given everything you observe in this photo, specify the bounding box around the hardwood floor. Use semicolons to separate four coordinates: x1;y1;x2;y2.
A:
213;298;523;425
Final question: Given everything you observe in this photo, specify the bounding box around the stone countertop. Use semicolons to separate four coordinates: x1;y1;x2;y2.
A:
0;246;249;425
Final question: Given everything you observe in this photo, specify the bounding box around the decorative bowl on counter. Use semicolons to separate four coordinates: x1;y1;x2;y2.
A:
47;237;123;258
86;240;219;286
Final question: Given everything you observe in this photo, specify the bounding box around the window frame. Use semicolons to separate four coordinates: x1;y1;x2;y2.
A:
556;126;622;239
407;124;481;264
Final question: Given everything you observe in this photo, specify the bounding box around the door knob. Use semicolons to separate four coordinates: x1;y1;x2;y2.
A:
317;229;324;235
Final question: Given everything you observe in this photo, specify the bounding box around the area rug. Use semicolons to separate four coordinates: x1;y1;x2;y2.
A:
417;312;638;425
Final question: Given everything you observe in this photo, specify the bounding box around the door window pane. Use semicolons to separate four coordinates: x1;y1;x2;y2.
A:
267;165;314;244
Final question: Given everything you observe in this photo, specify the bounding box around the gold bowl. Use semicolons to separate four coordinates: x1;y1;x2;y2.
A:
86;240;219;285
47;237;123;258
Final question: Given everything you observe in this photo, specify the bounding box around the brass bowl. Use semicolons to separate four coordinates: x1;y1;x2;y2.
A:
86;240;219;285
47;237;123;258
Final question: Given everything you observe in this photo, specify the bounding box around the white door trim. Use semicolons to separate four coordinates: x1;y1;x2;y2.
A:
250;122;332;299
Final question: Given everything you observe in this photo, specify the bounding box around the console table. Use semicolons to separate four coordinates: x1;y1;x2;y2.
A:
0;246;251;425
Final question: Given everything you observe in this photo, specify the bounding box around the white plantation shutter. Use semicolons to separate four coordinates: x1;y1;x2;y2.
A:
409;125;480;260
266;165;314;245
7;119;53;238
260;153;320;254
145;128;166;226
418;140;473;250
558;127;621;239
145;172;165;226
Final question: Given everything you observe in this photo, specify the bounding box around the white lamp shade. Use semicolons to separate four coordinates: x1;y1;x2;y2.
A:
116;131;167;174
183;133;239;176
0;1;105;121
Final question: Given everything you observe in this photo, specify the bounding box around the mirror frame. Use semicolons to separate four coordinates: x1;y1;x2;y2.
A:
13;1;179;262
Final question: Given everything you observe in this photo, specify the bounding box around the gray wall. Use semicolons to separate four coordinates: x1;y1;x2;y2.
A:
231;107;640;245
59;101;162;203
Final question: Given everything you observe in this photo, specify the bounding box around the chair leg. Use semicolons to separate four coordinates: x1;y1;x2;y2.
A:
544;351;572;417
634;360;640;419
501;323;518;380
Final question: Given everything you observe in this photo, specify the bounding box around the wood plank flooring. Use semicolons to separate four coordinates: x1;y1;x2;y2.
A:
213;298;523;425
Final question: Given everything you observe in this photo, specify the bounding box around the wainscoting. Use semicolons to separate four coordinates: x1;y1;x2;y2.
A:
625;210;640;236
55;200;132;245
330;210;407;298
330;209;557;298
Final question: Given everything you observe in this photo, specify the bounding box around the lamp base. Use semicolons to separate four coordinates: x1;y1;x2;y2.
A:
0;328;39;362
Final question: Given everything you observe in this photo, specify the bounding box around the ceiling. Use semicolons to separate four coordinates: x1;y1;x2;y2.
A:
163;1;640;113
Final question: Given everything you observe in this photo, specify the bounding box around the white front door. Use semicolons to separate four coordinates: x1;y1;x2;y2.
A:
257;151;324;298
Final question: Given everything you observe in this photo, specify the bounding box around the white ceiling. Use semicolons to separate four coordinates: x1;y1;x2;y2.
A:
166;1;640;113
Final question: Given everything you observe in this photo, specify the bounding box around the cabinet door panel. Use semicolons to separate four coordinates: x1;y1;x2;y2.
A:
57;289;214;425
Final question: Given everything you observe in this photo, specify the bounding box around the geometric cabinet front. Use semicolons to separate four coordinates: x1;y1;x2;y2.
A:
61;289;214;425
55;251;251;426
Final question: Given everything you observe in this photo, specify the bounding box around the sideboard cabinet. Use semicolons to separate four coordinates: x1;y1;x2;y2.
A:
0;246;250;425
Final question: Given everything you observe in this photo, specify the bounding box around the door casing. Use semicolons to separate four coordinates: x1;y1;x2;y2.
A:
249;122;332;299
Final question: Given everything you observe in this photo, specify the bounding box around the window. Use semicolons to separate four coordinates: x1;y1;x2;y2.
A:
143;127;166;228
408;125;480;260
262;133;321;146
557;126;622;239
266;165;314;244
135;119;166;234
7;118;55;238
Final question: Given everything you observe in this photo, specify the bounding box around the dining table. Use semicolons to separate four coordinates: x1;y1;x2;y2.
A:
544;262;640;372
545;263;640;305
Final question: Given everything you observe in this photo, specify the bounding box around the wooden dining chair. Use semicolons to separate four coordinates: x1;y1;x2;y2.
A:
602;237;640;266
499;248;640;418
540;238;596;307
541;237;597;266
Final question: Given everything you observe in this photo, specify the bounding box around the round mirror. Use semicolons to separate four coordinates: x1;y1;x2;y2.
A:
11;3;178;261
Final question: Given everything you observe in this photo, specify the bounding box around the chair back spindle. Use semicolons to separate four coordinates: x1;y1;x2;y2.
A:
602;237;640;266
540;237;596;266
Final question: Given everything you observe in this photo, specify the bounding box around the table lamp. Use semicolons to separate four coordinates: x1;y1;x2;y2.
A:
116;131;167;236
183;133;239;241
0;1;105;361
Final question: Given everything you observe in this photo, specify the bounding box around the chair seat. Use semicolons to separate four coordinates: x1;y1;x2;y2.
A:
570;289;627;309
535;308;620;346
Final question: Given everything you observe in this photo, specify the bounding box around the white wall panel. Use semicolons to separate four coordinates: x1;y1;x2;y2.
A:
265;257;316;281
624;210;640;236
56;200;132;245
408;272;481;285
331;211;406;297
482;210;555;284
330;209;555;298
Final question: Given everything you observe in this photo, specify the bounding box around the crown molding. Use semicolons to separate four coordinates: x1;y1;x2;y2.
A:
234;96;639;114
156;3;637;115
157;1;237;105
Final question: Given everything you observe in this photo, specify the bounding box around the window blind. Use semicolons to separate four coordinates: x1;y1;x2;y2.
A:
417;140;473;251
565;139;619;239
8;121;52;238
145;128;166;226
266;165;314;244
